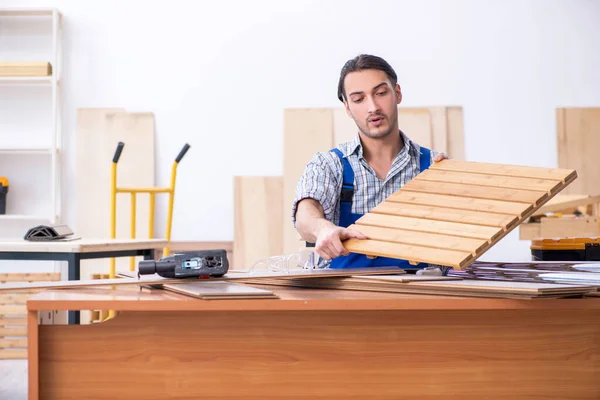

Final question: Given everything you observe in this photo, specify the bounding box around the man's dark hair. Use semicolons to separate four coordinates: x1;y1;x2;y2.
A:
337;54;398;102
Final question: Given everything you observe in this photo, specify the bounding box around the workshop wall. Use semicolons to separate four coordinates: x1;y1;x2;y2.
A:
2;0;600;262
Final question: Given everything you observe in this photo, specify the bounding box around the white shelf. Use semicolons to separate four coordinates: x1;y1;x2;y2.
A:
0;8;59;16
0;76;53;85
0;215;51;221
0;148;56;155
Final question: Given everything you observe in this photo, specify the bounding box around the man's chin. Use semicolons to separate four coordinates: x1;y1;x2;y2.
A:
361;128;394;139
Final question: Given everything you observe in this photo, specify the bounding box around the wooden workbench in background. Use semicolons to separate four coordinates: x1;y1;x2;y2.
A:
27;286;600;399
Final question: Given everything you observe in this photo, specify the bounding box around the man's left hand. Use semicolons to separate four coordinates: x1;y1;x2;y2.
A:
434;153;448;163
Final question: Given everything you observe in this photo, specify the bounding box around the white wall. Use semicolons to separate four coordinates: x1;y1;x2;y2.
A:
1;0;599;262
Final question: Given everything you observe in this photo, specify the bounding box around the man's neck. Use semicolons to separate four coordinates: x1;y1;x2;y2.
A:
361;128;404;165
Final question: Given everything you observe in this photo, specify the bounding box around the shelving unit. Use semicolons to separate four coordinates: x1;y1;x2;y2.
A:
0;8;63;227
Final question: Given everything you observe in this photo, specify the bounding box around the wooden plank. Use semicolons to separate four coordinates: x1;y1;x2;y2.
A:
430;159;577;182
540;217;600;238
0;61;52;76
0;349;27;359
558;108;600;195
234;176;283;270
343;239;473;268
333;107;358;145
0;267;403;292
398;108;432;147
370;202;517;228
283;109;333;255
446;107;464;160
355;213;500;240
0;318;26;326
0;327;27;336
429;107;448;154
0;338;27;348
388;191;532;216
76;109;155;278
0;294;31;304
0;273;60;283
532;194;600;216
416;169;561;192
347;224;487;254
402;179;547;204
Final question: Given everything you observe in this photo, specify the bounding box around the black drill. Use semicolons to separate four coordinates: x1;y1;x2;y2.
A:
138;250;229;279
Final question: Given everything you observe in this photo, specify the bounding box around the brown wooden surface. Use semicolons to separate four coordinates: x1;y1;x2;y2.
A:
345;159;576;269
28;288;600;400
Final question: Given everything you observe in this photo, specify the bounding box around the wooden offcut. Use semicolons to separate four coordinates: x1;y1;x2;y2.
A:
344;159;577;269
0;61;52;76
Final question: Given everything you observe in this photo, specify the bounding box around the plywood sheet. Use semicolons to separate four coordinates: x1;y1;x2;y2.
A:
557;108;600;195
76;110;155;278
446;107;464;160
397;108;432;148
283;109;333;255
234;176;283;270
344;159;577;269
333;108;358;145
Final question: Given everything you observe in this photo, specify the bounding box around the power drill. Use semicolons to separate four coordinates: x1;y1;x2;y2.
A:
138;250;229;279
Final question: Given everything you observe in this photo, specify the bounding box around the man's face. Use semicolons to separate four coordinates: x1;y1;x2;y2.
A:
343;69;401;139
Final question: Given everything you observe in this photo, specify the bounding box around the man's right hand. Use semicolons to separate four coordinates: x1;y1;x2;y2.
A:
315;225;368;260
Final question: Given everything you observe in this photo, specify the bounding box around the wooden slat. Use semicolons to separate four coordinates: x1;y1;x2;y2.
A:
430;159;577;182
0;273;60;282
356;213;500;240
402;180;548;204
416;169;561;192
344;239;473;269
0;349;27;359
0;327;27;336
0;305;27;315
388;191;532;216
0;338;27;348
398;108;432;148
446;107;464;160
347;224;487;254
0;318;26;326
370;202;517;228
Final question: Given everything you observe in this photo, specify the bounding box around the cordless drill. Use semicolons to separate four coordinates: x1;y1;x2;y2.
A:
138;250;229;279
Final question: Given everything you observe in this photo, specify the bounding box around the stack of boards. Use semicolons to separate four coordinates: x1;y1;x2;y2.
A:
240;274;596;299
160;282;279;300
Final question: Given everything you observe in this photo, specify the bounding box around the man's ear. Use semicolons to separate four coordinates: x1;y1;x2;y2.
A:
395;83;402;105
344;100;352;118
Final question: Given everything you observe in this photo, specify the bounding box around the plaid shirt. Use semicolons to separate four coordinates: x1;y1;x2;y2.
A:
292;131;441;227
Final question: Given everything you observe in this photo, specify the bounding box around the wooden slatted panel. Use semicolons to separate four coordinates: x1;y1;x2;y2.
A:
0;318;26;326
0;327;27;336
0;349;27;359
0;339;27;348
370;202;517;228
388;191;533;216
345;159;576;269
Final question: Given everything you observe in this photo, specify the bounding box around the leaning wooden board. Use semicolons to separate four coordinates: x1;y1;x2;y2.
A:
344;159;577;269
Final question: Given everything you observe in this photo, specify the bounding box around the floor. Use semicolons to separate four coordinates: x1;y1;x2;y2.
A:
0;360;27;400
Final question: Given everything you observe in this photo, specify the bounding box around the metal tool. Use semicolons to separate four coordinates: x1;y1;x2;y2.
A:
138;250;229;279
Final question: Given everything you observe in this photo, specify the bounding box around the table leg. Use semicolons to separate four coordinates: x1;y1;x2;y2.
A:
27;310;39;400
67;254;81;325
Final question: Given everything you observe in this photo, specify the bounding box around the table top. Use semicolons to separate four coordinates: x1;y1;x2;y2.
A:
0;238;168;253
26;285;600;312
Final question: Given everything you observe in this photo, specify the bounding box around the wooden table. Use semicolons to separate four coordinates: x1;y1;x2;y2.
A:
26;285;600;399
0;238;166;323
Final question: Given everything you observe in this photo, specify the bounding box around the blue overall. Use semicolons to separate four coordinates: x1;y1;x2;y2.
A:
329;146;432;270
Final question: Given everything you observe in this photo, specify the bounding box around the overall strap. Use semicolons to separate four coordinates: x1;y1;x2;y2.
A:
331;148;355;228
419;146;432;172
